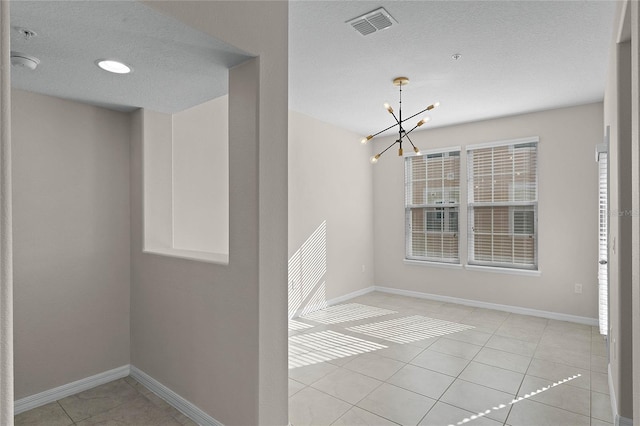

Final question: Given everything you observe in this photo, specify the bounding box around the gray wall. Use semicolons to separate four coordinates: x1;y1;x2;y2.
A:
132;2;288;425
372;103;602;319
12;89;131;399
288;110;374;313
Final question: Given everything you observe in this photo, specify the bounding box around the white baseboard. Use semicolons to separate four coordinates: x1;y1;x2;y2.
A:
130;366;223;426
618;415;634;426
14;365;222;426
609;364;634;426
291;286;375;319
326;286;375;306
14;365;130;415
374;286;599;326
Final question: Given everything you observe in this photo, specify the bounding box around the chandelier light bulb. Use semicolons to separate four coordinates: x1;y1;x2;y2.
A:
361;135;373;144
370;154;380;164
384;102;393;113
417;116;431;127
414;147;420;154
426;102;440;111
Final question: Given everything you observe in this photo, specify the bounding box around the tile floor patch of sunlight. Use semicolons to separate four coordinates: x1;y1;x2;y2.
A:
347;315;475;344
300;303;397;324
288;330;387;369
288;319;315;331
449;374;582;426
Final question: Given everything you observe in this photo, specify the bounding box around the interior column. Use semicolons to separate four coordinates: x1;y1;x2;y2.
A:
0;0;13;424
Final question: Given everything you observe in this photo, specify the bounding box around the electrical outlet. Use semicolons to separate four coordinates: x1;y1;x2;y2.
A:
574;283;583;294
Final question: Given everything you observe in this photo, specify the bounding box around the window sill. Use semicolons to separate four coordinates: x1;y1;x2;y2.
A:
465;264;541;277
403;259;463;270
144;247;229;265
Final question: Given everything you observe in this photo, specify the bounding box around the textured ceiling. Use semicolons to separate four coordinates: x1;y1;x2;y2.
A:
10;0;252;113
9;1;617;126
289;1;617;136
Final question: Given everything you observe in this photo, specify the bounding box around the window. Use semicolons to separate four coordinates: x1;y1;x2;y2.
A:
405;150;460;263
467;139;538;269
426;209;458;233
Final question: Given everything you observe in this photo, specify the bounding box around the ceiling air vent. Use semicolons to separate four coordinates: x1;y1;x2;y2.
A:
347;7;397;36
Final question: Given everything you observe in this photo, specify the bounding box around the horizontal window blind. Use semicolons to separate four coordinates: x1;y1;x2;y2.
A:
597;149;608;335
467;141;538;269
405;150;460;263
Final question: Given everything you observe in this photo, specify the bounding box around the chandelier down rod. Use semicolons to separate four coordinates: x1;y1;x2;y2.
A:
360;77;439;164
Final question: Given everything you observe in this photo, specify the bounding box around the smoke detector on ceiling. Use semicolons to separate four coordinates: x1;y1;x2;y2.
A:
347;7;397;36
10;52;40;71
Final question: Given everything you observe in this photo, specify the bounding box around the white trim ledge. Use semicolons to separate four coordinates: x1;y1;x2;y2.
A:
404;259;463;270
143;247;229;265
130;365;223;426
465;264;541;277
374;286;598;326
609;363;634;426
14;365;130;415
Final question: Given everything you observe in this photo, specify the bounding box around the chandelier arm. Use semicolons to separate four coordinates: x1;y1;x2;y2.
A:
404;133;418;150
402;106;432;123
404;123;421;137
389;111;401;127
378;140;398;157
370;122;401;139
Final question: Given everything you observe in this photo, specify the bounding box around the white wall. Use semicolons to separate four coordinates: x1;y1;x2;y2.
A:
288;110;373;315
12;90;131;398
133;2;288;425
173;96;228;255
1;5;13;421
373;103;602;319
603;1;634;421
143;109;173;251
143;96;229;261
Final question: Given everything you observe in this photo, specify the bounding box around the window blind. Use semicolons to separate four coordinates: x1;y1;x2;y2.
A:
405;150;460;263
597;148;608;335
467;140;538;269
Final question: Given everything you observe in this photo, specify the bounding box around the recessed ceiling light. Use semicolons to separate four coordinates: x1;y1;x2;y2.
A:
96;59;131;74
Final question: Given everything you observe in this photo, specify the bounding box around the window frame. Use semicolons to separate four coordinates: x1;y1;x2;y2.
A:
404;147;461;264
466;137;539;271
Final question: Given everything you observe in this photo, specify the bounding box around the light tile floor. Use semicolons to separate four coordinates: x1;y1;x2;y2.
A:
15;376;198;426
14;291;613;426
289;291;613;426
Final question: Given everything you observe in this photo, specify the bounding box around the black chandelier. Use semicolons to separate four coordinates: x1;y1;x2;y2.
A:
361;77;439;164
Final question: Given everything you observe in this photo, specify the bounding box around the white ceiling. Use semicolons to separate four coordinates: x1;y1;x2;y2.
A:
10;0;252;113
9;0;617;128
289;1;617;137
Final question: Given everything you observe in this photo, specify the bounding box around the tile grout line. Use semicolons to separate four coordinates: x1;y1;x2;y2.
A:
503;316;546;425
447;309;513;426
289;295;607;426
415;307;508;425
55;400;75;426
